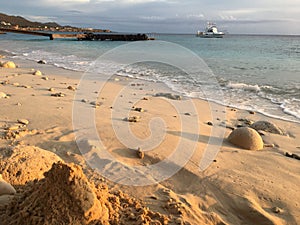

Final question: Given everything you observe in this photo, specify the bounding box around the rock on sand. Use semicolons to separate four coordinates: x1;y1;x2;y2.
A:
0;175;16;196
0;92;7;99
228;127;264;151
33;70;42;76
250;121;283;135
1;61;16;69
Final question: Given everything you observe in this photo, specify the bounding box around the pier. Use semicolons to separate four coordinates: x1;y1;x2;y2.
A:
0;28;153;41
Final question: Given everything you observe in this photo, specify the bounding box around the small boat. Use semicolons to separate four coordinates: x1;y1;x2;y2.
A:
197;22;224;38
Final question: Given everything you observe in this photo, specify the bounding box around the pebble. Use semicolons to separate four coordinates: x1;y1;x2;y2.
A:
207;121;213;126
81;99;88;103
37;60;46;64
285;152;300;160
142;97;149;100
0;92;7;98
48;88;55;92
184;113;191;116
51;92;65;97
264;144;275;148
67;85;76;91
238;118;253;126
42;76;49;80
0;80;9;85
16;102;22;106
17;119;29;125
33;70;42;76
126;116;141;123
272;207;282;214
249;111;256;115
90;101;101;107
12;82;19;86
134;107;144;112
137;147;145;159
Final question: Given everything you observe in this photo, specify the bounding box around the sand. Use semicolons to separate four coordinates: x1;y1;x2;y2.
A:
0;56;299;225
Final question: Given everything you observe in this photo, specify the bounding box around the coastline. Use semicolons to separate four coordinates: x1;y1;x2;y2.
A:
0;55;300;224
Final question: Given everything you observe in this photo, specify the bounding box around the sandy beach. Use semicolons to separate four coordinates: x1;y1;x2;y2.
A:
0;55;300;225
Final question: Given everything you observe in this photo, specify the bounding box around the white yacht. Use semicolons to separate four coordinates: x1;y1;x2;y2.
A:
197;22;224;38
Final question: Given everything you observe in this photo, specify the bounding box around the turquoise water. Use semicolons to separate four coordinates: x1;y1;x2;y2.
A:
1;33;300;122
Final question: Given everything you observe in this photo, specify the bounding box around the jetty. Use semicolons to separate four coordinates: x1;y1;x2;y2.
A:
0;28;153;41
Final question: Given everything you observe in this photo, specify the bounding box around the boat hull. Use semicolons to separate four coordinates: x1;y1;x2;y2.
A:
196;33;224;38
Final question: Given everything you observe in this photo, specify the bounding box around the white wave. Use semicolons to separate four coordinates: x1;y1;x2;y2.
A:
227;82;261;92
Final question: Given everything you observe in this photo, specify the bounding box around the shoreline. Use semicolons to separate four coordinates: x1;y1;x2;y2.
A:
9;54;300;124
1;55;300;224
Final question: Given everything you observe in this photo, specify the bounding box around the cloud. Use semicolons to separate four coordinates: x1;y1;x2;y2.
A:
139;16;165;21
24;15;58;22
1;0;300;34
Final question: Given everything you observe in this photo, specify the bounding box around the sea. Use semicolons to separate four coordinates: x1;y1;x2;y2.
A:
1;33;299;123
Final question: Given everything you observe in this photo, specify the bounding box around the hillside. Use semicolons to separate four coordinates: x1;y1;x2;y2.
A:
0;12;60;28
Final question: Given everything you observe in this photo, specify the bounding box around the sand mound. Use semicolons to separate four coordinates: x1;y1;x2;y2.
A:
228;127;264;150
1;162;109;225
0;146;62;185
1;162;173;225
250;121;283;135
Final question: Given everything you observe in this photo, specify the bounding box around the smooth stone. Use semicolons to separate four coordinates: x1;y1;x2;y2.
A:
37;60;46;64
17;119;29;125
134;107;144;112
42;76;49;80
272;207;283;214
155;93;182;100
67;85;75;91
90;101;101;107
48;88;55;92
33;70;42;76
137;147;144;159
228;127;264;151
51;92;65;97
0;175;16;196
250;121;283;135
126;116;141;123
1;61;16;68
0;92;7;98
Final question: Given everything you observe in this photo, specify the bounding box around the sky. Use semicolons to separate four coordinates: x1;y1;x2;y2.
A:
1;0;300;34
